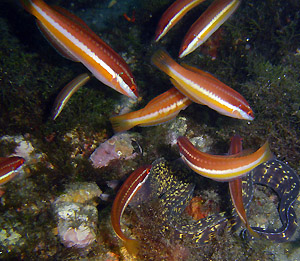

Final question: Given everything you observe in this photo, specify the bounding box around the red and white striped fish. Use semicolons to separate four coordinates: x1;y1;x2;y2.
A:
177;136;273;181
0;156;25;186
155;0;206;42
20;0;138;99
110;87;192;132
179;0;241;58
111;165;152;256
152;50;254;120
227;135;260;238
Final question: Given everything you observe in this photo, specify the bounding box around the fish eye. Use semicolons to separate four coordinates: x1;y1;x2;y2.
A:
131;85;136;92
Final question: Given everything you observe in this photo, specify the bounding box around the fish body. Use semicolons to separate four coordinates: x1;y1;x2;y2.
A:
179;0;241;58
177;136;272;181
0;156;25;186
20;0;138;99
111;165;152;256
151;50;254;120
155;0;206;42
52;73;91;120
110;87;192;132
228;135;259;238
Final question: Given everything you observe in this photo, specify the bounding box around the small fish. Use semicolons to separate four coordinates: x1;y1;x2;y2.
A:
179;0;241;58
20;0;138;99
0;156;25;186
52;73;91;120
177;136;273;181
111;165;152;256
110;87;192;132
155;0;206;42
151;50;254;120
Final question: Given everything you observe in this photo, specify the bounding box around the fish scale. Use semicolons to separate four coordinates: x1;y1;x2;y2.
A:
148;158;300;244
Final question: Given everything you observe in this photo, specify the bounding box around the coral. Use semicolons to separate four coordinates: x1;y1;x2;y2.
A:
0;135;43;162
56;204;97;248
189;135;214;153
53;182;101;248
165;116;188;146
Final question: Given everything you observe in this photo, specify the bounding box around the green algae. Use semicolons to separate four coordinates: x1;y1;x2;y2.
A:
0;6;117;137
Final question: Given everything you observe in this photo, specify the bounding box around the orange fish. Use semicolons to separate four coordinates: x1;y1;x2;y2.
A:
152;50;254;120
110;87;192;132
177;136;273;181
155;0;206;42
228;135;259;238
111;165;152;256
0;156;25;186
179;0;241;57
20;0;138;99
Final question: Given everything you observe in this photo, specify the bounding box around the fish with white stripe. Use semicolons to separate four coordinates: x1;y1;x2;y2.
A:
151;49;254;120
20;0;138;99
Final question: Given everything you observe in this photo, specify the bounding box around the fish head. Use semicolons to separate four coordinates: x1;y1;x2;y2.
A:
233;105;254;121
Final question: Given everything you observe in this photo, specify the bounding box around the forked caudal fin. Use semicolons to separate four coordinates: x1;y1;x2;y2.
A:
151;50;178;77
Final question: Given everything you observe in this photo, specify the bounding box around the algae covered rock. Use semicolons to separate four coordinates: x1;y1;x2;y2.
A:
53;182;101;248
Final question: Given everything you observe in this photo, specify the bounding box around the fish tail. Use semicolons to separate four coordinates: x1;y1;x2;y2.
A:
110;114;136;133
151;50;178;78
19;0;32;13
20;0;46;16
124;239;140;256
246;224;260;239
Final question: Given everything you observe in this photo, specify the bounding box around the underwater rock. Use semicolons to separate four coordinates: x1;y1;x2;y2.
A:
0;135;44;162
112;93;139;116
54;182;102;205
53;182;101;248
90;133;141;168
189;135;213;153
0;226;25;250
165;117;188;146
63;127;108;161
